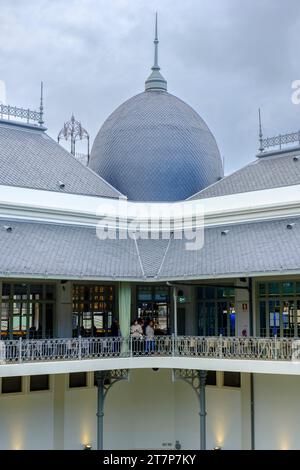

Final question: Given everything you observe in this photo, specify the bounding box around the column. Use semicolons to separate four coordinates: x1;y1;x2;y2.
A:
118;283;131;354
199;370;207;450
235;278;250;337
95;371;105;450
56;281;73;338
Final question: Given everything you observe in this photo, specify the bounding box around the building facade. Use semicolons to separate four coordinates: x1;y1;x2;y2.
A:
1;20;300;450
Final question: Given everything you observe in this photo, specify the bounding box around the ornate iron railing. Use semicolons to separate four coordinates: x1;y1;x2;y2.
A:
260;130;300;152
0;103;43;125
0;336;299;364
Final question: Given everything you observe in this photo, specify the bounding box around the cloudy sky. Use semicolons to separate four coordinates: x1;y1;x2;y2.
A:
0;0;300;174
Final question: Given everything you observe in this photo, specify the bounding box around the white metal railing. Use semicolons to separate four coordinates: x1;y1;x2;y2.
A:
0;336;298;365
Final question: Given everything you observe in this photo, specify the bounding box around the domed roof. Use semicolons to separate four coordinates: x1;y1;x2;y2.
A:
88;15;223;202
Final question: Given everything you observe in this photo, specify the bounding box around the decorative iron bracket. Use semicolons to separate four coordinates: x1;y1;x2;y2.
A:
95;369;129;401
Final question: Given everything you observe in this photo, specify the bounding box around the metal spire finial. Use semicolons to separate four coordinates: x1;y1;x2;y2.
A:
153;12;159;69
145;13;167;92
38;81;44;127
258;108;264;153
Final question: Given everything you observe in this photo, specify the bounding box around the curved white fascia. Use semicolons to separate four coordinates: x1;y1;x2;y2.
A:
1;356;300;377
0;184;300;227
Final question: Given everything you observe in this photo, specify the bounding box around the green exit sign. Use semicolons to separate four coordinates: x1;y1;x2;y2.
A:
178;296;186;303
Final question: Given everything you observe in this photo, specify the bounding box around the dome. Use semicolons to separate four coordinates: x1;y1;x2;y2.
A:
88;15;223;201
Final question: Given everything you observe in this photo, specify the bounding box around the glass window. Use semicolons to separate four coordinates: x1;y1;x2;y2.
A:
259;283;266;296
154;286;169;301
137;286;170;334
1;283;55;339
258;281;300;337
197;286;236;337
223;372;241;388
205;287;215;299
2;376;22;394
259;301;266;337
72;285;115;337
30;375;49;392
206;371;217;386
268;282;280;296
217;287;235;298
282;282;294;296
137;286;152;301
69;372;87;388
197;287;203;299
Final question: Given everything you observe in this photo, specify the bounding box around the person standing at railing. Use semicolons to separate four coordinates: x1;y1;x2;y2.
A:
145;320;155;354
130;319;143;355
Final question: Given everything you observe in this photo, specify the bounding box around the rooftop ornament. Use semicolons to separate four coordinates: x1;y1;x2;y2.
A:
145;13;167;92
258;108;300;154
57;114;90;164
0;82;44;127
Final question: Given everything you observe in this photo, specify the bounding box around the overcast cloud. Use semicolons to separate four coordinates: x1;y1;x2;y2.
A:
0;0;300;174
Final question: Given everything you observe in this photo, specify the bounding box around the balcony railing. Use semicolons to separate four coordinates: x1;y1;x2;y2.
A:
0;336;299;364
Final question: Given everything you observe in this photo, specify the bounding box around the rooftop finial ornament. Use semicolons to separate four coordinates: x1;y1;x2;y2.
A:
145;13;168;92
39;81;44;127
57;114;90;164
258;108;264;153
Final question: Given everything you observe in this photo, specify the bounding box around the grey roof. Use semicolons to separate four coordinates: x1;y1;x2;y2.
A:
136;238;170;278
189;149;300;200
0;220;142;279
89;90;223;202
0;120;123;198
159;217;300;278
0;217;300;280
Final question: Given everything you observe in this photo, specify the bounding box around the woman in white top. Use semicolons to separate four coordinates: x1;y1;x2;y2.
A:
130;319;143;355
130;319;143;338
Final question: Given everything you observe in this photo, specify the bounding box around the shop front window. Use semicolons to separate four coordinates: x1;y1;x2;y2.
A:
0;283;55;339
137;286;170;334
197;287;236;337
258;281;300;337
72;285;115;337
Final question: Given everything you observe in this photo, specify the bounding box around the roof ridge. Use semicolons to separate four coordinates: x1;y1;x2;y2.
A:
133;236;146;278
156;235;172;277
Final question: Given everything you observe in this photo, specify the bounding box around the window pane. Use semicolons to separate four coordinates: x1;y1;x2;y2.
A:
259;283;266;297
29;284;43;300
217;287;234;298
198;303;205;336
259;301;266;337
69;372;87;388
205;287;215;299
223;372;241;388
282;282;294;296
13;284;27;298
138;286;152;301
268;282;280;296
206;371;217;386
30;375;49;392
197;287;203;299
154;286;169;301
2;376;22;394
45;285;55;300
206;302;216;336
